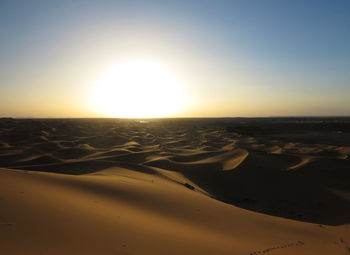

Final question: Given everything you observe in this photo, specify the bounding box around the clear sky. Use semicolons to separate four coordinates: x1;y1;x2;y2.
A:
1;0;350;117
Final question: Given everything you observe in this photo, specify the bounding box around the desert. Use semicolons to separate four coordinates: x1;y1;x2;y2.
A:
1;117;349;255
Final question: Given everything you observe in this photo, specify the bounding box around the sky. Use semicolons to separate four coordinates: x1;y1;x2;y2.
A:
1;0;350;117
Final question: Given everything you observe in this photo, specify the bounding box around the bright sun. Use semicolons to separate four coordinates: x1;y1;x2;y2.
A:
92;60;186;118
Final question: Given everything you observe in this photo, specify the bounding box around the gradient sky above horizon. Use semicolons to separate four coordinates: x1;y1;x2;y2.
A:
1;0;350;117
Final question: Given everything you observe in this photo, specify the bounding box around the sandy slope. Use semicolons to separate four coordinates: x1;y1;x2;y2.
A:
1;168;349;255
0;118;350;254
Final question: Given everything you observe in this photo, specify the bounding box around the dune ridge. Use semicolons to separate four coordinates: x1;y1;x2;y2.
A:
0;118;350;255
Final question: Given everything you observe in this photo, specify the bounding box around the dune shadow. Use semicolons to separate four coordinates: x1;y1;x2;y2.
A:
1;118;350;225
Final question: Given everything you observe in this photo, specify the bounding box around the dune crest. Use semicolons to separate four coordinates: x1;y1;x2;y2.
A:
1;118;350;255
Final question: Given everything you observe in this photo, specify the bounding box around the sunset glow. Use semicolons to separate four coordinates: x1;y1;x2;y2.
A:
92;60;186;118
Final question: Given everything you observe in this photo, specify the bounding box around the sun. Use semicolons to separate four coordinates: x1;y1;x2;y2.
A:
92;60;186;118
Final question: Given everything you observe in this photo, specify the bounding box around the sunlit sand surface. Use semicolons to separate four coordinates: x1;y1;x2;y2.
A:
1;118;350;255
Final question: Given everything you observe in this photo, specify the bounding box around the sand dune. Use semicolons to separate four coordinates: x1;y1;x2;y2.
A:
287;156;314;170
1;167;350;255
0;118;350;254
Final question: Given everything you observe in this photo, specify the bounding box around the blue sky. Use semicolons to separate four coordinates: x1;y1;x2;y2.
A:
1;0;349;117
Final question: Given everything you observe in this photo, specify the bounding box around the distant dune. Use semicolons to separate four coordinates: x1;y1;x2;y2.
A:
0;118;349;255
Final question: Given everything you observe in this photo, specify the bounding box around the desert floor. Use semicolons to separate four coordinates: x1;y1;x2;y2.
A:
1;118;350;255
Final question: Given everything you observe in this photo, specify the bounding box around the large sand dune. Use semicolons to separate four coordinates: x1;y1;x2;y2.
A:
1;118;350;254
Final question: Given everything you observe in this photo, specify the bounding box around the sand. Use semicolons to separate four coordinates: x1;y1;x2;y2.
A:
0;118;349;255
